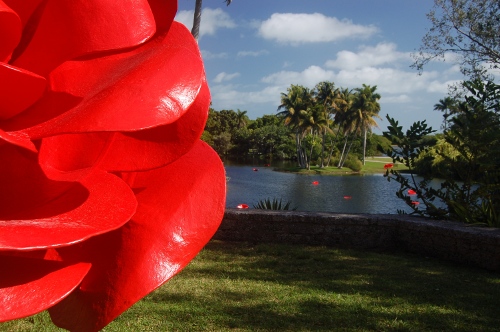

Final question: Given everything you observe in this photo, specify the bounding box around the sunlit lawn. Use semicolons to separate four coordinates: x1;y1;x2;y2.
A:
277;156;407;175
3;240;500;331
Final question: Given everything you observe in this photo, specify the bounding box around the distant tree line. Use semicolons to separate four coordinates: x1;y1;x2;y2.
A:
201;81;392;171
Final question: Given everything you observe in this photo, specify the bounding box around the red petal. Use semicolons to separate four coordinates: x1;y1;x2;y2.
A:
0;255;90;322
0;170;137;250
4;22;203;138
0;144;137;250
0;63;46;120
0;1;21;61
49;141;226;331
11;0;157;76
146;0;177;34
0;128;36;152
2;0;43;27
37;79;210;172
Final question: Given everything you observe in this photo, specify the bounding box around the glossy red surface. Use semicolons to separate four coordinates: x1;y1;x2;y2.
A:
0;0;225;330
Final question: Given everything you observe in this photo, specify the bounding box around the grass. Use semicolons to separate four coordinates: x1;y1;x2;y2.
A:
275;156;408;175
3;240;500;331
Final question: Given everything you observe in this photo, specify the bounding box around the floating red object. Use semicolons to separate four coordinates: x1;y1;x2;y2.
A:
312;181;319;185
0;2;226;331
408;189;417;195
411;201;420;205
344;196;352;200
237;204;249;209
253;168;258;171
384;163;394;169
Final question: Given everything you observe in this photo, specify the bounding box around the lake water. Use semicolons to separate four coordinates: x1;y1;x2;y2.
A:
225;165;416;214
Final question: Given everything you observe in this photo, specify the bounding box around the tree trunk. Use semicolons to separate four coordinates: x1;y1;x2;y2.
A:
362;128;367;165
191;0;202;40
339;136;355;168
320;129;326;168
326;127;341;167
337;136;348;168
308;132;315;170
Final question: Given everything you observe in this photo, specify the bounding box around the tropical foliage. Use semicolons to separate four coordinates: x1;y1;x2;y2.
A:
413;0;500;79
253;198;297;210
200;81;385;172
384;79;500;227
277;82;381;169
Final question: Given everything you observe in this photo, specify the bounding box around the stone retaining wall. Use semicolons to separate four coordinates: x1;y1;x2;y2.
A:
213;209;500;271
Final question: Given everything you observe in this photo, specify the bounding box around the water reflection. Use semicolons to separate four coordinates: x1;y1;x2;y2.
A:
225;165;415;214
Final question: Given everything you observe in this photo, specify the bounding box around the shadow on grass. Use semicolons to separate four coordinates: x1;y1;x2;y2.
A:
137;240;500;332
4;240;498;331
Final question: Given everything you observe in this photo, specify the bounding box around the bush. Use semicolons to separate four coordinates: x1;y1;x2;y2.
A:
343;155;363;172
253;198;297;210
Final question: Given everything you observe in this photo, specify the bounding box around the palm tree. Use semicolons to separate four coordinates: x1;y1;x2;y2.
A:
191;0;233;40
313;81;336;167
329;88;354;167
352;85;381;165
434;97;456;131
235;109;248;128
277;85;314;168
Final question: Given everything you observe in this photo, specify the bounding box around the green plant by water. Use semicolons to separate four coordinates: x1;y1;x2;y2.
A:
253;197;297;210
383;79;500;227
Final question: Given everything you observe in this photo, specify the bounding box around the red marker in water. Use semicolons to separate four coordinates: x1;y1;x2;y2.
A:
236;204;249;209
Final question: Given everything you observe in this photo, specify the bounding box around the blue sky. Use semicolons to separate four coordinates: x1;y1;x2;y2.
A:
175;0;464;133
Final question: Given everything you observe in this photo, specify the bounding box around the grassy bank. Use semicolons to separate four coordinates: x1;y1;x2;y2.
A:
275;156;408;175
4;240;500;331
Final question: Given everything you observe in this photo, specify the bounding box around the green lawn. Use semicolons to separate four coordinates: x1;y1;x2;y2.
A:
275;156;407;175
3;240;500;331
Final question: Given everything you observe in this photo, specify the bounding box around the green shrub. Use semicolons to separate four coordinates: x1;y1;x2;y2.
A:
253;198;297;210
343;155;363;172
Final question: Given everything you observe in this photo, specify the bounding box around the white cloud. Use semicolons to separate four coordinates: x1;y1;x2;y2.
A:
213;72;241;83
202;50;229;60
258;13;379;45
262;66;336;87
175;8;235;39
325;43;410;70
210;84;282;108
383;95;412;104
237;50;269;57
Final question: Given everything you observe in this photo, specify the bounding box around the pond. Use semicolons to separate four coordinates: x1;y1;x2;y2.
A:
225;164;418;214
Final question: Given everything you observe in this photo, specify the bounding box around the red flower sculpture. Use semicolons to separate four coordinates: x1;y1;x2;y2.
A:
0;1;226;330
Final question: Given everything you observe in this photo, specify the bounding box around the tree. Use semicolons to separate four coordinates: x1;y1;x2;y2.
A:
351;85;381;165
313;81;336;167
413;0;500;79
191;0;233;40
330;88;354;167
433;96;457;130
277;85;314;168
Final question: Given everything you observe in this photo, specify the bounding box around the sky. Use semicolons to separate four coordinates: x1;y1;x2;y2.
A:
175;0;465;134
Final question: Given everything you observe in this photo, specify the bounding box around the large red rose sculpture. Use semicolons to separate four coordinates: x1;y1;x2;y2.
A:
0;0;226;330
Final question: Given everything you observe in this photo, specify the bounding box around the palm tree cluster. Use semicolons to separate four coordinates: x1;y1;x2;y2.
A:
277;81;381;169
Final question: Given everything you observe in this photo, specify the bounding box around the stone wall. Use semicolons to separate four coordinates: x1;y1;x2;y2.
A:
213;209;500;271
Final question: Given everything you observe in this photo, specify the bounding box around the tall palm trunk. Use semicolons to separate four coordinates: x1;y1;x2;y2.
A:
337;136;349;168
362;129;367;165
339;135;356;168
191;0;202;40
326;127;342;167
